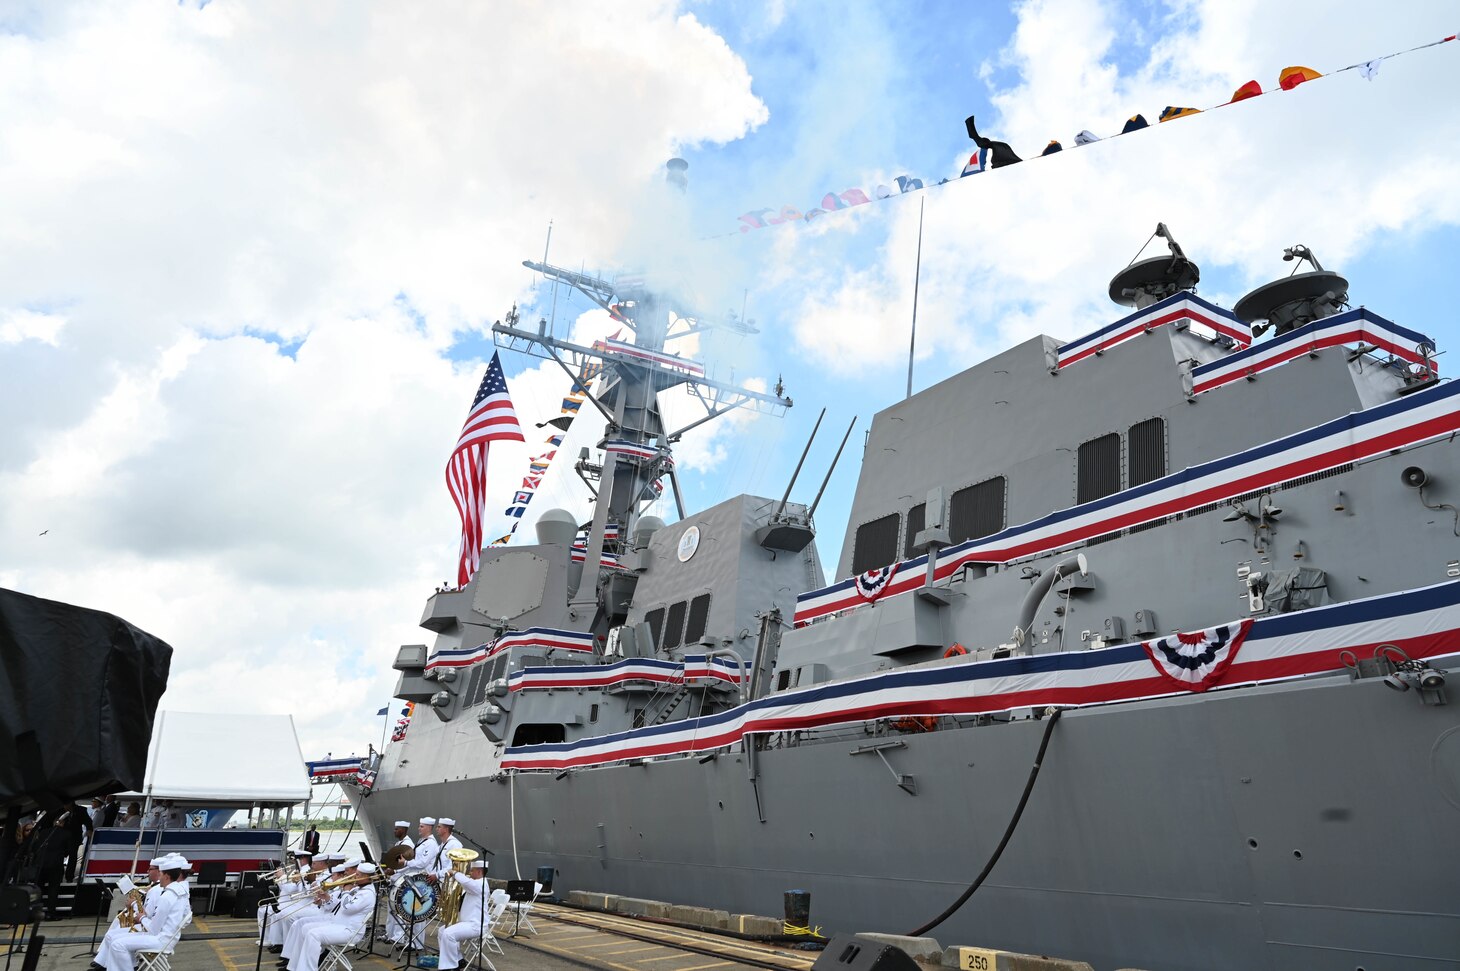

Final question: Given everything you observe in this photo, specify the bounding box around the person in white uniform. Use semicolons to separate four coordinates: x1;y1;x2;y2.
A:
387;817;438;949
89;858;165;966
379;821;414;944
279;863;355;965
426;818;462;885
273;854;336;948
258;851;313;949
281;863;378;971
93;855;190;971
435;858;489;971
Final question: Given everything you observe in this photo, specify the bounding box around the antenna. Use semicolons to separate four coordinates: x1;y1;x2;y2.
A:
808;415;857;518
775;408;825;520
906;197;925;399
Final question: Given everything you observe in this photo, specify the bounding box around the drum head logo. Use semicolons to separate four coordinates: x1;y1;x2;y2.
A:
677;525;701;562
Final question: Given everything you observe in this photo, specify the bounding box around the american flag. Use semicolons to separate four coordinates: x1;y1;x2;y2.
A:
446;353;523;587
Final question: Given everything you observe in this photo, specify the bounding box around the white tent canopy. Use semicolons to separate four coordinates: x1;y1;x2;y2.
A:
123;710;311;805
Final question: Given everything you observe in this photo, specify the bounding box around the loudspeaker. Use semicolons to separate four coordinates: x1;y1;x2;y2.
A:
812;936;921;971
70;882;105;917
232;886;266;919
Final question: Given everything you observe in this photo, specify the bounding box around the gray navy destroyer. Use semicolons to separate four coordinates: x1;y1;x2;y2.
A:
352;220;1460;970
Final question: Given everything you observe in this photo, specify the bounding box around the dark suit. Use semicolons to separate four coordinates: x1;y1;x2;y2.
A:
303;828;321;854
101;800;121;828
60;805;93;881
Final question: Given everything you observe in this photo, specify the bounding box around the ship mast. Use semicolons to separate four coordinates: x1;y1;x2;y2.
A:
493;259;792;635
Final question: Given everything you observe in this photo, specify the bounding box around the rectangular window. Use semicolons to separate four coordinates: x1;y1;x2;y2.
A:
643;607;666;650
684;594;711;645
903;503;926;560
1128;417;1166;487
851;513;901;575
1077;433;1122;504
949;478;1005;544
663;600;688;650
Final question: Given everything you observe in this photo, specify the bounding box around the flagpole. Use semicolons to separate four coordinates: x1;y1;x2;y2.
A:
379;706;389;755
906;196;925;400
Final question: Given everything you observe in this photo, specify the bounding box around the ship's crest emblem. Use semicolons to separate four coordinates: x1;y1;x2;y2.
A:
1141;618;1253;691
854;563;898;602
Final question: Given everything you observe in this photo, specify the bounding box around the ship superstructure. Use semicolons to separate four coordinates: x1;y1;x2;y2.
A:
358;227;1460;971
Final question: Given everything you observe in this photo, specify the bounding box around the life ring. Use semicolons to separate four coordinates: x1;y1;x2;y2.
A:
944;643;969;658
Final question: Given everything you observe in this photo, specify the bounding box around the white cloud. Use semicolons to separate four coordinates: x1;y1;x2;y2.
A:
786;0;1460;374
0;308;66;345
0;0;768;758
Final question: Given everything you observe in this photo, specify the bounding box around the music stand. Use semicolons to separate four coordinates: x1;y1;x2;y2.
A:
504;881;533;938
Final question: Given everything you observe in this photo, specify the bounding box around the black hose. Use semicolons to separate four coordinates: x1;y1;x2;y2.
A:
905;707;1063;937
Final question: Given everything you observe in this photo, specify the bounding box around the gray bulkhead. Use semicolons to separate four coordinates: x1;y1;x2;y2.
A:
778;320;1449;684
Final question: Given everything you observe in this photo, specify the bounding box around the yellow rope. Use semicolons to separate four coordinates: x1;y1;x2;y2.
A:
782;922;826;938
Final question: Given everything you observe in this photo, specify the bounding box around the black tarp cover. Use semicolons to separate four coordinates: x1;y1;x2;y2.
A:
0;587;172;811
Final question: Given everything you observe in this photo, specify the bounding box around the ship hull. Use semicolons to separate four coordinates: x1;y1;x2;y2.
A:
359;663;1460;971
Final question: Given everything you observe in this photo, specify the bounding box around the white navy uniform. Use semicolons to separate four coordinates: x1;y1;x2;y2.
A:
390;835;438;948
288;884;376;971
381;834;416;943
96;882;188;971
282;884;347;959
259;872;310;946
436;866;488;971
95;876;164;952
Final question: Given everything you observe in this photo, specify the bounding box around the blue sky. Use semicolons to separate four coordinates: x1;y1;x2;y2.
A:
3;0;1458;756
473;0;1460;576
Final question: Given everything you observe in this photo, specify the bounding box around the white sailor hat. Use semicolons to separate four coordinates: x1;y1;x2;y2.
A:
438;817;456;827
292;849;313;858
343;858;363;869
419;816;437;826
468;859;485;870
330;864;348;874
323;852;345;862
357;862;378;874
148;856;166;867
167;855;191;870
394;820;410;828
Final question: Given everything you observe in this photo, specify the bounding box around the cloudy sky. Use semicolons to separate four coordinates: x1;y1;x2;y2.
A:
3;0;1458;764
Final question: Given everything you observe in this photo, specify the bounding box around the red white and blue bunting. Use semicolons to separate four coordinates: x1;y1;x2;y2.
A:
425;627;596;671
502;578;1460;771
1189;308;1437;395
853;562;899;601
794;379;1460;627
509;653;742;692
1056;292;1250;370
591;336;704;377
1142;619;1252;691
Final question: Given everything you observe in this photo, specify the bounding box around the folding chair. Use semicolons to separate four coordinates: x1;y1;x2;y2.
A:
459;898;507;971
319;925;368;971
136;908;193;971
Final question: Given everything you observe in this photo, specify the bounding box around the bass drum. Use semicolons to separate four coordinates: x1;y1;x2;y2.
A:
391;875;439;924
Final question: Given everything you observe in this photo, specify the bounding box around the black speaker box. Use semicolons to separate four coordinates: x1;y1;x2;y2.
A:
69;882;106;917
232;886;266;919
812;936;921;971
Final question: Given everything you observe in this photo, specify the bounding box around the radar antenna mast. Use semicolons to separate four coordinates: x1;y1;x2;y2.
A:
493;255;792;636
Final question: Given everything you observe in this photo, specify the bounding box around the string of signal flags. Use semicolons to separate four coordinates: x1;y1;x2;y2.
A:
724;31;1456;238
